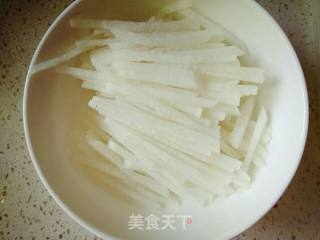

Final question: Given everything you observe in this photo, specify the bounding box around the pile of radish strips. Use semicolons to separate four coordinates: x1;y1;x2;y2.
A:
31;1;271;208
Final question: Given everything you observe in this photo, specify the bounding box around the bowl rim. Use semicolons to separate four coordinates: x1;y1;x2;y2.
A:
23;0;309;239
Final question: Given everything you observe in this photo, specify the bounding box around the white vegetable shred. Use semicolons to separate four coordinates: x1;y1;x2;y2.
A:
32;0;271;208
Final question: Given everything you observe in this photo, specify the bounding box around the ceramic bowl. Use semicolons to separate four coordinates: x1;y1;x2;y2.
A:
23;0;309;239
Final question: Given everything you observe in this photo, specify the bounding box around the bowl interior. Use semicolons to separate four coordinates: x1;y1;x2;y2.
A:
25;0;308;239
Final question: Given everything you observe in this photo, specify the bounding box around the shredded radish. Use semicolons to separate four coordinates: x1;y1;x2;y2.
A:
228;97;255;149
31;47;91;74
32;0;271;208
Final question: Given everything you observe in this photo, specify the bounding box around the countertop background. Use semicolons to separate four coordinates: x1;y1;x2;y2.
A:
0;0;319;239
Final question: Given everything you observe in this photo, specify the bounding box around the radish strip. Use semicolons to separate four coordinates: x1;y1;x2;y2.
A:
198;65;264;83
31;47;91;74
76;39;110;48
70;18;200;32
243;107;268;170
228;97;255;149
111;46;244;64
110;28;213;48
112;61;199;89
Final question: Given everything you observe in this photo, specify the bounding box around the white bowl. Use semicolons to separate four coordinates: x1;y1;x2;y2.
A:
23;0;309;239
